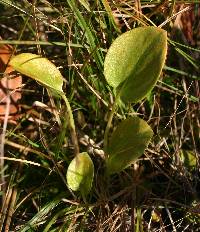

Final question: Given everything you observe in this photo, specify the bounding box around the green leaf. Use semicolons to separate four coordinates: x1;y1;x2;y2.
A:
104;26;167;103
66;152;94;196
9;53;63;93
180;150;197;169
106;117;153;175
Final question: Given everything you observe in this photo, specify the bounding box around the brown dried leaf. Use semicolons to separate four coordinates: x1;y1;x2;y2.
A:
0;42;22;121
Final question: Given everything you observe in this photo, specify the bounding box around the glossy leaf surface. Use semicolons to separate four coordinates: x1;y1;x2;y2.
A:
10;53;63;93
106;117;153;174
67;152;94;196
104;26;167;103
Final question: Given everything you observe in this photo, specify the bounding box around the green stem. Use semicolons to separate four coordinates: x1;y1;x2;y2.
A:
103;94;120;153
61;94;79;156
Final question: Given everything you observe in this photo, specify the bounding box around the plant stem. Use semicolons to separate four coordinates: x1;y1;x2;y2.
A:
61;94;79;156
103;94;120;153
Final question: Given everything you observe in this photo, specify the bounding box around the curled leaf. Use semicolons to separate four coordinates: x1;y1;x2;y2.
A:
106;117;153;175
66;152;94;196
104;26;167;103
9;53;63;93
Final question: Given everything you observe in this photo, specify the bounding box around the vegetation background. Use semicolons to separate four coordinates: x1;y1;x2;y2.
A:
0;0;200;231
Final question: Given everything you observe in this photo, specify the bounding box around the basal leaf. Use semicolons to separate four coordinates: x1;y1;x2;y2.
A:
104;26;167;103
66;152;94;196
10;53;63;93
106;117;153;175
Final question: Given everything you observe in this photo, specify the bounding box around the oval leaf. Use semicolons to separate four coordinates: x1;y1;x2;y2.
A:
104;26;167;103
10;53;63;93
106;117;153;175
66;152;94;196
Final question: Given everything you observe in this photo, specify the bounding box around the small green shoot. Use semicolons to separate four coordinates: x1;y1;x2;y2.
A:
9;26;167;193
180;150;197;169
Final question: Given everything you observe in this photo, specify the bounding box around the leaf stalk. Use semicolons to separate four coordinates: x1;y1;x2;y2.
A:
61;94;79;156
